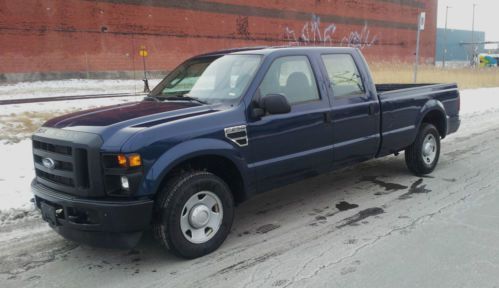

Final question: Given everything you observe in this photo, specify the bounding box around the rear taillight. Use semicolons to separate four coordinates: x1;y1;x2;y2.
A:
457;94;461;111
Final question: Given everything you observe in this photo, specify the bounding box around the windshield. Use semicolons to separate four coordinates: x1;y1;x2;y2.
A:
152;54;262;104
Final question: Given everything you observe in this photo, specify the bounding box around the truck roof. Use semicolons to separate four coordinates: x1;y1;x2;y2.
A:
193;46;358;58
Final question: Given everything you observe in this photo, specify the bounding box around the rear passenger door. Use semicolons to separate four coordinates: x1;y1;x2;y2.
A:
320;53;380;166
246;55;333;191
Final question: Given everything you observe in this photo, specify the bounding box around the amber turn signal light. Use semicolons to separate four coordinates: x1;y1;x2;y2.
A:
117;154;142;168
128;154;142;167
117;154;128;167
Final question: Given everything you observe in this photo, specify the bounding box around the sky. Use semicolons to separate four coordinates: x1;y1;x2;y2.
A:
437;0;499;48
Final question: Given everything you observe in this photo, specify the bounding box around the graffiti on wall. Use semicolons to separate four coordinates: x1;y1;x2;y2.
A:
285;14;337;45
284;14;378;48
236;16;250;39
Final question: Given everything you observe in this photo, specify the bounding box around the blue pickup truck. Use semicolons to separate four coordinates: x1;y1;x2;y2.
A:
32;47;460;258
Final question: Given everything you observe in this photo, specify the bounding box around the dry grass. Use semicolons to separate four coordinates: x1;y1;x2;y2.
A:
0;109;83;143
370;62;499;89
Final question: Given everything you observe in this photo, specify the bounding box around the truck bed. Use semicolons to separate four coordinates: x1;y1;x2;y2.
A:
376;83;460;157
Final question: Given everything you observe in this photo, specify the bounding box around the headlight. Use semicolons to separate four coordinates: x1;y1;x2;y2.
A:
102;153;143;197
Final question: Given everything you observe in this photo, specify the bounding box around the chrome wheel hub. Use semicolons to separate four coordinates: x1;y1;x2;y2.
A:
180;191;223;244
422;134;437;165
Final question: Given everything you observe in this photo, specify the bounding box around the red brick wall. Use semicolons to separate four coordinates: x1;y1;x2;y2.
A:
0;0;437;80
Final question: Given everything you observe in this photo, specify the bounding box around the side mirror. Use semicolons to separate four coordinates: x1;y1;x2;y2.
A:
255;94;291;117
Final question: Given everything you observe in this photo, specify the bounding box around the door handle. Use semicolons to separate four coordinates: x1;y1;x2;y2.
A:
324;112;332;123
368;103;376;115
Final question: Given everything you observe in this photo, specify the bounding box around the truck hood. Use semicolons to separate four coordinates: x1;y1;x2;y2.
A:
44;101;203;128
42;101;217;147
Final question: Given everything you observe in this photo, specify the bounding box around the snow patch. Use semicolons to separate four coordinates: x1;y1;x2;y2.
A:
0;79;161;100
0;140;36;212
0;207;39;226
460;87;499;115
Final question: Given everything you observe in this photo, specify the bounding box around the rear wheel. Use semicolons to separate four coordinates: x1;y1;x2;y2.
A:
405;123;441;175
153;171;234;259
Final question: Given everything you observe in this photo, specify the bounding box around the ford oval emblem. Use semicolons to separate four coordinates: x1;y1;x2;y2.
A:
42;158;56;170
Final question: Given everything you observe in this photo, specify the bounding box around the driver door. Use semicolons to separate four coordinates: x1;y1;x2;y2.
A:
246;55;333;192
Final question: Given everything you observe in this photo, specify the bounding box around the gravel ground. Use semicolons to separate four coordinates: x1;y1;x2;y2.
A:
1;93;499;287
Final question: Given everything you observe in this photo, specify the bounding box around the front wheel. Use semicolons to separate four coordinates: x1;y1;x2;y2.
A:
153;171;234;259
405;123;441;175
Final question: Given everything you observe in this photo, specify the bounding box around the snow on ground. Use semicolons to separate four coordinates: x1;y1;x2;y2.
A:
0;83;498;222
0;96;144;143
0;79;161;100
0;140;35;219
0;79;160;143
460;87;499;115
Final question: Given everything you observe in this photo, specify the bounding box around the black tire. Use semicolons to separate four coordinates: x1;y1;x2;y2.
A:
153;171;234;259
405;123;441;176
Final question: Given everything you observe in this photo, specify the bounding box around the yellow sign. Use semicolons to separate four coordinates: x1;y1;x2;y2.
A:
139;47;148;57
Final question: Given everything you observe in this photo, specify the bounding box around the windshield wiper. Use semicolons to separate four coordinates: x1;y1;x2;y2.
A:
162;94;208;105
143;95;161;102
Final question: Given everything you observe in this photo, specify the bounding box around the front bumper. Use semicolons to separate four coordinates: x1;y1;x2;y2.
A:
32;180;154;248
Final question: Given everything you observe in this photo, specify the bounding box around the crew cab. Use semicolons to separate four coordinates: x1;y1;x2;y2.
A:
31;47;460;258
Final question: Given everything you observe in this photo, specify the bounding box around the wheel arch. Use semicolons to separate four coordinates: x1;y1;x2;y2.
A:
143;138;250;204
417;100;448;139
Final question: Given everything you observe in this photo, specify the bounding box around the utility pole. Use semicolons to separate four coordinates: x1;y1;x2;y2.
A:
442;6;451;68
414;12;426;83
471;3;477;67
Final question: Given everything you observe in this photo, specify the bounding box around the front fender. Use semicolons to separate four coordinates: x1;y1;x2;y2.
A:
137;138;250;197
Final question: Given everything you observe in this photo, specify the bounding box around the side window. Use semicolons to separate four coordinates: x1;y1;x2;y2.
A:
258;56;320;105
322;54;365;98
